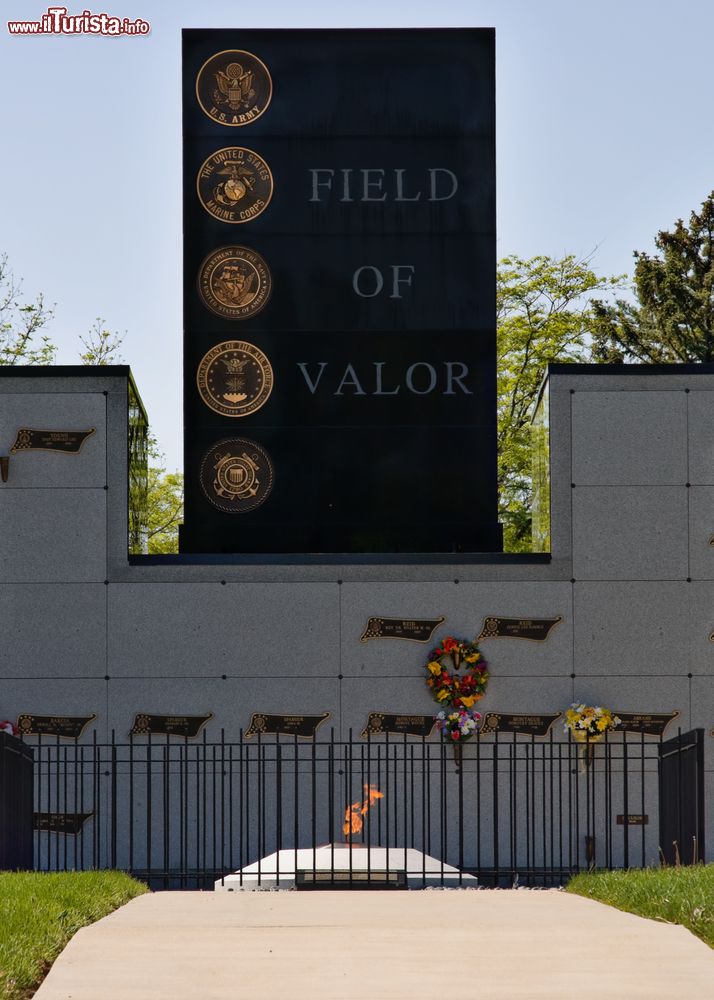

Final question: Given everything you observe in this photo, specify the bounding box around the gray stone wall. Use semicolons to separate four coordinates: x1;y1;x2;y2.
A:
1;366;712;866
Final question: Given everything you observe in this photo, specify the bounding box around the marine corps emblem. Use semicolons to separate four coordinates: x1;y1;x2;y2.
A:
198;246;272;320
196;341;273;418
200;438;275;513
195;49;272;126
196;147;273;223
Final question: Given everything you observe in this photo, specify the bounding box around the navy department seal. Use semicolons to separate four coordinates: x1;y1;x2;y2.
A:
196;147;273;224
196;341;273;418
198;246;272;320
200;438;274;513
195;49;272;127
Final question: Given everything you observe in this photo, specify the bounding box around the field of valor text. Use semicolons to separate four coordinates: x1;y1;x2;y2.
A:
296;361;474;396
309;168;459;203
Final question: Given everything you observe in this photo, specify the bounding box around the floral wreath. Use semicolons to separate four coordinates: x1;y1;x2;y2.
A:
424;635;489;709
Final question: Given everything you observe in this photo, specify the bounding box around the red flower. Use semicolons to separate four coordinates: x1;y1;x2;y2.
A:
443;637;458;653
451;731;460;740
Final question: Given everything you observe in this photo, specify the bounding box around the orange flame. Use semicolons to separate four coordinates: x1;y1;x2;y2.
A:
342;784;384;837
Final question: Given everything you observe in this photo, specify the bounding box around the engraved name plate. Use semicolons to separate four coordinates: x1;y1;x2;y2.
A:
130;713;214;737
360;616;445;642
34;812;93;834
361;713;437;738
11;429;95;454
615;711;679;737
244;712;330;739
480;712;561;737
18;714;96;739
477;616;562;642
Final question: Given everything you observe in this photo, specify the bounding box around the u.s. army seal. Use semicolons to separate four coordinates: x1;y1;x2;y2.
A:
195;49;272;127
196;147;273;224
196;341;273;418
200;438;274;513
198;246;272;320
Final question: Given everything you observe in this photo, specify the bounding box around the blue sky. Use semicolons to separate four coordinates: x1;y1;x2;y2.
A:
1;0;712;470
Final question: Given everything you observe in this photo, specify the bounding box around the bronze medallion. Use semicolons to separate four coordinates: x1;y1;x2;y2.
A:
196;147;273;224
195;49;273;126
198;246;272;320
200;437;274;513
196;341;273;418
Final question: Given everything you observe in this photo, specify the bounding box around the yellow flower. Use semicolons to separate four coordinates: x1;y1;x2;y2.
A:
465;653;479;663
436;689;449;702
427;661;441;676
460;695;476;708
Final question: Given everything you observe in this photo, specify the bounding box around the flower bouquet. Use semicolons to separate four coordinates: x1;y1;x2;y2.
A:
435;707;482;743
564;704;621;742
0;720;19;737
564;703;621;771
435;707;482;767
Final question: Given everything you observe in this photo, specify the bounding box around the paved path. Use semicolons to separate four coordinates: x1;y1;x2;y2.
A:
34;890;714;999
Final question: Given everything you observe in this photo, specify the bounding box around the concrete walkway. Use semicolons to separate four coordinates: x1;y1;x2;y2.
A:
35;890;714;1000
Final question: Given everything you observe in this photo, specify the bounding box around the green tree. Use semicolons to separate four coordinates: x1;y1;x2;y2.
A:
0;253;55;364
78;318;125;365
498;254;622;551
144;438;183;554
591;191;714;363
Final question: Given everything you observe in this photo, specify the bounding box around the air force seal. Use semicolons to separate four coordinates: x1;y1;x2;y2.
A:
196;341;273;418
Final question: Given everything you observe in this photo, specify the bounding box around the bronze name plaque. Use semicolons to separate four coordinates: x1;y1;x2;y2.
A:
196;341;273;418
361;713;436;738
616;814;649;826
199;437;275;513
615;711;679;737
130;713;213;738
196;147;273;224
195;49;273;127
245;712;330;739
480;712;561;737
477;616;562;642
17;714;96;739
198;246;272;320
11;428;95;454
34;812;93;834
360;616;446;643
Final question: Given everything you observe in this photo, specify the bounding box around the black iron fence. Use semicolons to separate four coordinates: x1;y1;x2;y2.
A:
17;729;705;888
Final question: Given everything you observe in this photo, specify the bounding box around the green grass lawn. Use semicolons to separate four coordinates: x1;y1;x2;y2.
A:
0;871;148;999
567;865;714;949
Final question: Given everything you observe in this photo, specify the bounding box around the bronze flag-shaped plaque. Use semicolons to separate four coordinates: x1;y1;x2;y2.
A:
615;711;679;737
480;712;561;738
477;616;562;642
130;713;213;738
11;428;95;454
244;712;330;739
361;713;437;739
360;617;446;643
17;714;96;739
34;812;93;834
